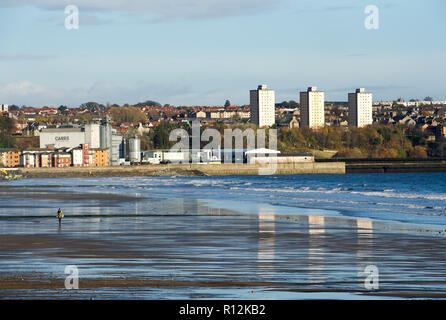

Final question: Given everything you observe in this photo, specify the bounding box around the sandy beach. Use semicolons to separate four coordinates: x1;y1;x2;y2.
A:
1;175;446;299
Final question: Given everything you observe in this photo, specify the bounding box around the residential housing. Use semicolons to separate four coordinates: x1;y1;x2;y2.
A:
0;149;20;167
91;148;110;167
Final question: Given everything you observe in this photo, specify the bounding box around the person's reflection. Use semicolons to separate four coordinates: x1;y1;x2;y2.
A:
307;216;325;284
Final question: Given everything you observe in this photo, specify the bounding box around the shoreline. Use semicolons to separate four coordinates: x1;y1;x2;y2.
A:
4;159;446;179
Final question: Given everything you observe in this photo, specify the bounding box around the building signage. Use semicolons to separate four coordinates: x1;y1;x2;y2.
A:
55;136;70;141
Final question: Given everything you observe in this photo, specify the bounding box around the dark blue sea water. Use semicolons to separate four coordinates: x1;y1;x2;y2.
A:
3;172;446;228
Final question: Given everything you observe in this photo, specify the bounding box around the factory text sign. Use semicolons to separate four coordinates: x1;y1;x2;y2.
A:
55;136;70;141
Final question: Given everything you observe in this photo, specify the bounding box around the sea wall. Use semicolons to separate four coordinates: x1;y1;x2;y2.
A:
346;162;446;173
17;162;346;178
316;158;446;173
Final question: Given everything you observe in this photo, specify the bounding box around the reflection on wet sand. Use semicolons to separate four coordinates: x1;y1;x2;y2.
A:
2;181;446;299
356;219;375;289
257;208;276;276
356;219;374;259
308;216;325;284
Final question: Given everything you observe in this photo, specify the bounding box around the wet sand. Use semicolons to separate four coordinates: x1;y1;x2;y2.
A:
1;184;446;299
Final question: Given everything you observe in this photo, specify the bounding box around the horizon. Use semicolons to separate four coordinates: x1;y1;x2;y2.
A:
4;96;446;109
1;0;445;107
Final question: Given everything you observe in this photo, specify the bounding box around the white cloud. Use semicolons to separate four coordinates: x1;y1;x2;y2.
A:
0;79;194;107
0;81;48;96
1;0;281;21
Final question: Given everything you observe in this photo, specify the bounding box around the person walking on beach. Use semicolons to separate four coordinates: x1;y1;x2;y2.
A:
57;208;64;225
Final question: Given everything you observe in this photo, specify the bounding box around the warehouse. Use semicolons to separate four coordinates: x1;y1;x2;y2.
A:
40;128;85;149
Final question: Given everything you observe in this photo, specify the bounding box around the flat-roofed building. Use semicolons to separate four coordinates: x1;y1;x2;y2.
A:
250;85;275;127
40;128;85;149
92;148;109;167
84;123;101;149
348;88;373;128
111;131;124;166
40;122;108;150
72;147;84;167
21;149;54;168
40;153;51;168
300;87;325;129
52;152;72;168
21;150;39;168
0;149;20;167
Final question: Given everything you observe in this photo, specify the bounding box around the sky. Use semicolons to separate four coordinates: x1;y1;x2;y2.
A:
0;0;445;107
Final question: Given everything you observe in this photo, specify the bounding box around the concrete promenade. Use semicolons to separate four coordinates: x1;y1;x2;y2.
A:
17;162;346;178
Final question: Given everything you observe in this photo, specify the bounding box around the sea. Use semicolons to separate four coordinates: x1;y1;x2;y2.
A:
3;172;446;229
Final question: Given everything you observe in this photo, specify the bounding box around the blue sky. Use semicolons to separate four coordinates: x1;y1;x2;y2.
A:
0;0;445;107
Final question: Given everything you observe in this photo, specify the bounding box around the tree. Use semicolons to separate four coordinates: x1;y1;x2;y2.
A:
0;114;15;136
109;106;148;123
134;100;162;108
288;100;299;108
276;101;299;108
427;139;446;157
224;100;231;108
152;122;174;149
0;114;15;148
80;113;93;123
424;96;433;102
58;105;69;116
80;102;105;111
409;146;428;158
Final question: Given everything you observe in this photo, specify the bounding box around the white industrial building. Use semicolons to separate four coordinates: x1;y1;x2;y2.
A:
111;130;124;166
348;88;373;128
0;104;8;112
39;128;86;149
250;85;275;127
39;118;125;166
84;123;101;149
300;87;325;129
142;150;189;164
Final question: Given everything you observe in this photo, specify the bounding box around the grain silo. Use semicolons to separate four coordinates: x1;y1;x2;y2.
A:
129;137;141;163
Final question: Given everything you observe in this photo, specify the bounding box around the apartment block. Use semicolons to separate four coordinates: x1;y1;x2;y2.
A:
0;149;20;167
250;85;275;127
52;153;72;168
300;87;325;129
348;88;373;128
92;148;110;167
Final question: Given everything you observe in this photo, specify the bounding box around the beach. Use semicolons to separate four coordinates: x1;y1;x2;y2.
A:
1;174;446;299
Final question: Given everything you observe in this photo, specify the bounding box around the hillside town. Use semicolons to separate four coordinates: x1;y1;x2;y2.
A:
1;87;446;169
